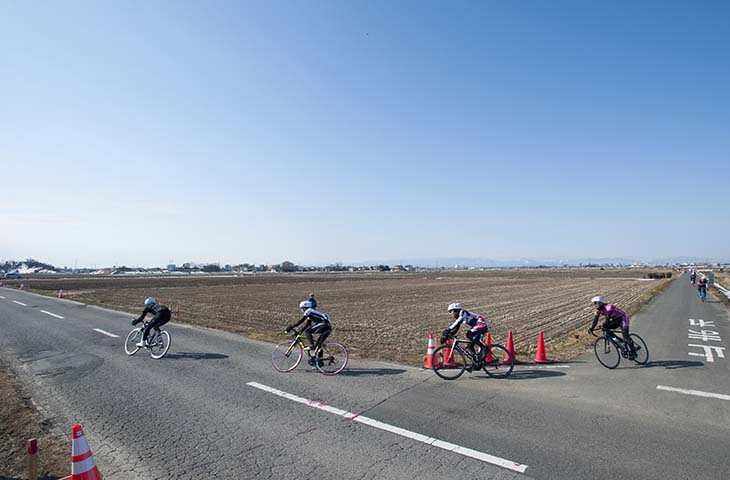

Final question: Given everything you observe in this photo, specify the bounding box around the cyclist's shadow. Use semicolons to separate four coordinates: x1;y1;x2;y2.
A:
341;368;406;377
636;359;703;369
501;370;567;380
163;352;229;360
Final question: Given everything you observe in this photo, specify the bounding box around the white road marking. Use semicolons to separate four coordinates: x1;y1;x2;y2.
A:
247;381;528;473
12;300;27;306
0;295;5;299
40;310;64;319
657;385;730;402
93;328;120;338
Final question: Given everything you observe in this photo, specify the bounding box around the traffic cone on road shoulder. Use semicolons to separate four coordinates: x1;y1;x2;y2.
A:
71;424;102;480
534;331;549;364
19;283;25;290
504;330;516;364
58;289;65;298
443;339;457;367
423;333;439;368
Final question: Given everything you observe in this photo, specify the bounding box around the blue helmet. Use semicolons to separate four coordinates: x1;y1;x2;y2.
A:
144;297;157;306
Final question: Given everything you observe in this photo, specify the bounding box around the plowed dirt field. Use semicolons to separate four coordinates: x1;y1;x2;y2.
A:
8;270;672;364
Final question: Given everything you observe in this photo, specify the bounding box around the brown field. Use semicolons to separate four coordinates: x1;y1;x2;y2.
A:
5;270;672;365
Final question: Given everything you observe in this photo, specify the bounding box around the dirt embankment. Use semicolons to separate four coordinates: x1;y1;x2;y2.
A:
7;269;674;365
0;360;67;479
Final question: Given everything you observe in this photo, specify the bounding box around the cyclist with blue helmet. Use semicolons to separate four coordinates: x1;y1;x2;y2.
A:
132;297;171;348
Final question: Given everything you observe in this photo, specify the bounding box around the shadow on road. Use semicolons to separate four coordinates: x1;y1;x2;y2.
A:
505;369;567;380
638;359;704;369
341;368;407;377
163;352;229;360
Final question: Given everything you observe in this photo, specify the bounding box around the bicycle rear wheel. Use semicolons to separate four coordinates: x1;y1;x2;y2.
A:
481;344;514;378
272;340;303;372
124;328;143;356
149;331;171;359
432;344;467;380
316;342;348;375
594;336;620;369
630;334;649;365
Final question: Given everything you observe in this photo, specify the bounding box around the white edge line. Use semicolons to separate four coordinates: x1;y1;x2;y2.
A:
12;300;27;306
657;385;730;401
40;310;64;319
93;328;120;338
247;381;528;473
0;295;5;299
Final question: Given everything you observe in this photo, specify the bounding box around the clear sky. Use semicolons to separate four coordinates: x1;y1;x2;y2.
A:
2;1;729;267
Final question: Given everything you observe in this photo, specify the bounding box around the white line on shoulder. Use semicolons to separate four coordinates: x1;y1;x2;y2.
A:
93;328;120;338
41;310;64;319
657;385;730;401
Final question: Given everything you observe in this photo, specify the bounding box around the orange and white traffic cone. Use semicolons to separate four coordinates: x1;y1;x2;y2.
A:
443;339;457;367
534;331;549;363
504;330;516;364
58;289;65;299
19;283;25;290
71;424;102;480
483;332;494;362
423;333;439;368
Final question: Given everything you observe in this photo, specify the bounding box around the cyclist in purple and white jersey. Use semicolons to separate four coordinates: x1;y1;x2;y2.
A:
441;303;489;359
589;296;636;358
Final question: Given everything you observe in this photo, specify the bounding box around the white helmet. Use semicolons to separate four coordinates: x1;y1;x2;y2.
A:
591;296;606;304
144;297;157;306
447;302;462;312
299;300;314;309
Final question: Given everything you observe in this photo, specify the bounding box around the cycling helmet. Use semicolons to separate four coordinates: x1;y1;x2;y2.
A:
144;297;157;306
447;302;462;312
591;296;606;304
299;300;314;309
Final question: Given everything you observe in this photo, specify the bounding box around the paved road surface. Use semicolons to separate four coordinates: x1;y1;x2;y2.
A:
1;274;728;479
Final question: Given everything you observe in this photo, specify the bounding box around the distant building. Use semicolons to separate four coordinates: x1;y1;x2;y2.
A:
167;264;177;271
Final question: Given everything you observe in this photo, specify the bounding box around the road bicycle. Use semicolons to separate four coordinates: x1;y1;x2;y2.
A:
431;334;514;380
271;328;348;376
589;325;648;369
698;287;707;302
124;320;172;359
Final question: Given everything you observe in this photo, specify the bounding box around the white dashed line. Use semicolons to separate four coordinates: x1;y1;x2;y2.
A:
93;328;120;338
0;295;5;299
12;300;27;306
41;310;64;319
657;385;730;401
247;381;528;473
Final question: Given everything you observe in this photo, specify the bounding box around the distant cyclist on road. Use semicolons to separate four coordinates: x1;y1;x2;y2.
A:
286;298;332;353
690;271;697;285
589;296;636;359
698;277;708;298
132;297;171;348
441;303;489;364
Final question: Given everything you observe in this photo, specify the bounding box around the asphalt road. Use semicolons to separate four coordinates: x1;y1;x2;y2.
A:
1;274;728;480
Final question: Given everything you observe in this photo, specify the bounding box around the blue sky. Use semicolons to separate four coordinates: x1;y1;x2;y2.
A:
1;1;728;267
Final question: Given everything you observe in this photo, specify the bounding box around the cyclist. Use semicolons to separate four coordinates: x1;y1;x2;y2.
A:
690;271;697;285
698;276;708;299
441;303;489;366
132;297;171;348
589;296;636;359
286;299;332;353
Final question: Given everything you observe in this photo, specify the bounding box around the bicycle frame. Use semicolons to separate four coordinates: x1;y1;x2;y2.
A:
445;338;482;364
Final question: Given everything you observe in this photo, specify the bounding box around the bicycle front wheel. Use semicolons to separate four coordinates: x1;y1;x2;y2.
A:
630;334;649;365
124;328;143;356
432;344;467;380
316;342;348;376
594;336;620;369
482;344;514;378
272;340;303;372
149;331;171;359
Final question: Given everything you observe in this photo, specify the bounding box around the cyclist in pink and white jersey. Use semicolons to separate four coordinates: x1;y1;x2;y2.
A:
441;303;489;359
589;296;637;358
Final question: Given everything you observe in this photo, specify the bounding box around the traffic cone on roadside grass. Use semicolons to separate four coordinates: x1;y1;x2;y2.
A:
534;331;549;363
443;339;457;367
58;289;65;298
71;424;102;480
423;333;439;368
504;330;516;364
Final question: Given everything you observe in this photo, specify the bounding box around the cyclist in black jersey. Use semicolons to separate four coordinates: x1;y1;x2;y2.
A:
286;299;331;352
132;297;171;347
